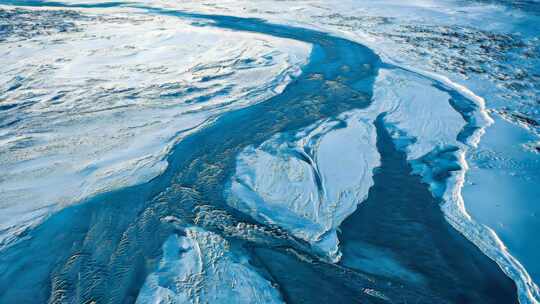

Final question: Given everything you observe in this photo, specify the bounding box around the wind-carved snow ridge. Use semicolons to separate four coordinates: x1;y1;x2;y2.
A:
226;110;380;261
373;67;540;304
0;6;311;249
136;226;284;304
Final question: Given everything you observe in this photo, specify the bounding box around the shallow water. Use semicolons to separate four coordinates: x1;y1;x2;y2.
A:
0;3;519;303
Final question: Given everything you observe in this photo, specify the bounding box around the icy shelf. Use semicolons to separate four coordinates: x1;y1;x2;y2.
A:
227;109;379;261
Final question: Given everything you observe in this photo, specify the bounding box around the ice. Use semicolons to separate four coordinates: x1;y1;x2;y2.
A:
1;0;539;302
373;69;464;159
136;227;284;304
373;67;540;303
462;114;540;299
138;0;538;133
155;1;538;301
0;6;311;248
226;110;380;261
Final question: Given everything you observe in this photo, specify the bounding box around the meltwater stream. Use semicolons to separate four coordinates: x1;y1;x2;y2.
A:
0;5;518;304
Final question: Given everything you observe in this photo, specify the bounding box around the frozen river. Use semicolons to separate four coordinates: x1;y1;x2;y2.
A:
0;1;539;303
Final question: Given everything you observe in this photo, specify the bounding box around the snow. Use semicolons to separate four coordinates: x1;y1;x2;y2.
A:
462;114;540;300
226;109;379;261
0;5;311;248
1;0;539;302
136;226;284;304
374;69;465;160
372;67;540;303
150;1;539;301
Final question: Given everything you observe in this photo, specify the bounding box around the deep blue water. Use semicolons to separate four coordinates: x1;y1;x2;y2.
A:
0;3;518;303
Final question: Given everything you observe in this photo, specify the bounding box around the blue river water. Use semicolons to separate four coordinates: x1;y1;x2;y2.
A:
0;3;520;303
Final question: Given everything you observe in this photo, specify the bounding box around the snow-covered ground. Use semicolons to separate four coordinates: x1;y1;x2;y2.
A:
136;226;284;304
1;0;539;303
142;1;539;302
0;5;310;248
227;109;380;261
